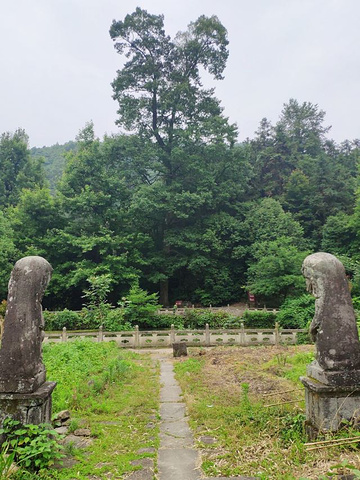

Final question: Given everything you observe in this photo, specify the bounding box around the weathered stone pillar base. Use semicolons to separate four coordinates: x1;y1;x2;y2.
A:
173;342;188;357
301;376;360;439
0;381;56;427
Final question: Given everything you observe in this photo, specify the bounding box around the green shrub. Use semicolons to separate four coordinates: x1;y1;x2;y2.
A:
43;309;82;330
121;281;160;326
182;309;241;329
0;418;64;472
241;310;277;328
101;308;131;331
277;294;315;329
137;313;185;330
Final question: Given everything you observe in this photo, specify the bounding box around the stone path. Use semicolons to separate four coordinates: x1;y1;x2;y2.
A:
144;348;258;480
158;353;200;480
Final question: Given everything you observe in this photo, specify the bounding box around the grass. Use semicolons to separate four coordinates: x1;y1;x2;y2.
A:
174;345;360;480
22;340;161;479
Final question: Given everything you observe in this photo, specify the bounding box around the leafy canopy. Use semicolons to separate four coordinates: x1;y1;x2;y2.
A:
110;8;236;150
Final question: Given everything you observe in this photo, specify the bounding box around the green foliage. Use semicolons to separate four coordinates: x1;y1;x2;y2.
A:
100;308;132;331
0;212;16;299
246;236;309;303
0;418;64;472
241;310;277;328
181;309;241;329
0;442;17;479
134;313;185;330
82;274;113;327
43;340;131;412
277;294;315;329
31;141;77;192
121;281;160;327
321;213;354;255
0;300;7;317
278;413;306;446
1;73;359;312
0;129;46;208
43;309;82;330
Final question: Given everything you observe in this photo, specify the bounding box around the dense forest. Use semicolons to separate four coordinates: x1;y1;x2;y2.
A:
1;8;359;310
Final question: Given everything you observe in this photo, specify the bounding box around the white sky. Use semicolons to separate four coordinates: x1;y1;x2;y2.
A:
1;0;359;147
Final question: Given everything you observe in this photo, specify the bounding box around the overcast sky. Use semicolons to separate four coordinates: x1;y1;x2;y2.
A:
1;0;359;147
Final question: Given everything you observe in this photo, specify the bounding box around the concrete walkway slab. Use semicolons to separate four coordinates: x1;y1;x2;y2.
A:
143;349;259;480
160;384;182;402
158;448;199;480
157;357;200;480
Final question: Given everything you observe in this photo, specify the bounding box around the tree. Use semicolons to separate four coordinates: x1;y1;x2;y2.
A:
31;141;78;192
110;8;235;150
109;9;239;305
0;211;17;299
247;100;357;247
0;129;46;207
246;237;309;305
242;199;309;305
8;187;59;256
241;198;307;248
44;124;144;309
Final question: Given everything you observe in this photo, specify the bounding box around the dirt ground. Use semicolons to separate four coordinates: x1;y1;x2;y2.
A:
177;345;360;480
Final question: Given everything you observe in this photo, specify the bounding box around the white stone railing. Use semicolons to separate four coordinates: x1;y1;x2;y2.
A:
43;323;307;348
157;306;279;315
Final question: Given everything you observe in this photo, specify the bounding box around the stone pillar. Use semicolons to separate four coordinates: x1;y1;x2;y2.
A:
301;252;360;437
98;325;104;342
274;322;280;345
0;256;56;428
170;324;175;345
62;326;67;342
0;382;56;427
240;322;245;346
205;323;210;346
134;325;140;348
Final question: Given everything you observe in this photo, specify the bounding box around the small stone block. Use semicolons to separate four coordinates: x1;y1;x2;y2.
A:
137;447;156;454
199;435;217;444
73;428;91;437
173;342;188;357
54;426;68;435
53;410;71;422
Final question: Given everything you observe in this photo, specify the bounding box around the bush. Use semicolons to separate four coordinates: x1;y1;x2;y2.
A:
0;418;64;472
101;308;131;331
241;310;277;328
121;281;160;326
277;294;315;329
182;309;241;329
43;309;83;330
136;313;185;330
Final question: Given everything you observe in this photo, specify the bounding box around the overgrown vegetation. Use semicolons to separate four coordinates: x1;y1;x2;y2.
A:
4;340;160;479
174;346;360;479
0;419;64;473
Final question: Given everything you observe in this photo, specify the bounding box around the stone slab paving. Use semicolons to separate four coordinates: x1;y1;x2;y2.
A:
142;348;259;480
158;355;200;480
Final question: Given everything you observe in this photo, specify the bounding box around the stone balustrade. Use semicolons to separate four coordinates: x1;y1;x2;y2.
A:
43;323;307;348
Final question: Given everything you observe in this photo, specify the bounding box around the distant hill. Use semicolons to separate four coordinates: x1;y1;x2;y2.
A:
30;141;78;191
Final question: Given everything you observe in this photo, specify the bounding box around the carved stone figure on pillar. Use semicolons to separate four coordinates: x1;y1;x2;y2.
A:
0;256;52;393
302;252;360;385
301;252;360;436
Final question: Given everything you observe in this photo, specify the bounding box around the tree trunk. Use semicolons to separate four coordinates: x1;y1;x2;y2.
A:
159;279;169;307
